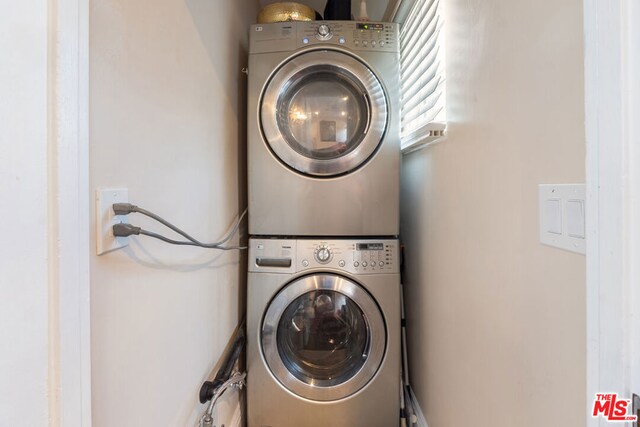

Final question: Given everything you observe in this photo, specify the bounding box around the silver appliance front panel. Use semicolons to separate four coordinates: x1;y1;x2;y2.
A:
247;239;401;427
248;37;400;236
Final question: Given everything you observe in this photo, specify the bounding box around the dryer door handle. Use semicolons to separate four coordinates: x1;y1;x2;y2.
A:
255;257;292;268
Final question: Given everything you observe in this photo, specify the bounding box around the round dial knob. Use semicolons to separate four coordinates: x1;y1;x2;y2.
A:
314;245;332;263
317;24;332;39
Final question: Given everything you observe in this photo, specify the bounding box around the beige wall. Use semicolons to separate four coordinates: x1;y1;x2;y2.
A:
400;0;586;426
89;1;259;426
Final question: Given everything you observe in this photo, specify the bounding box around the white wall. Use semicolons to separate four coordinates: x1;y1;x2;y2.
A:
400;0;586;426
0;2;50;426
585;0;640;424
89;1;259;426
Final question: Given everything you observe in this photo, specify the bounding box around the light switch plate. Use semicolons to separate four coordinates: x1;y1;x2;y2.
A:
539;184;586;254
96;188;129;255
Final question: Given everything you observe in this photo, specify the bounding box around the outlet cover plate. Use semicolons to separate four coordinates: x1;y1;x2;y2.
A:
96;188;129;255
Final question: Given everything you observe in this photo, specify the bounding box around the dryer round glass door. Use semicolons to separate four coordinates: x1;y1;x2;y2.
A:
261;50;388;177
261;274;386;401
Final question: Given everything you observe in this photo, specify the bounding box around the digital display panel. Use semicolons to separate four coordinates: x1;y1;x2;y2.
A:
356;243;384;251
356;23;384;31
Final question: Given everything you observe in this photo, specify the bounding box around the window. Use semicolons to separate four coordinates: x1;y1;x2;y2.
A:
397;0;446;152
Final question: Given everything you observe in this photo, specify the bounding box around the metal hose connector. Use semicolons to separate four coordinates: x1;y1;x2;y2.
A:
199;372;246;427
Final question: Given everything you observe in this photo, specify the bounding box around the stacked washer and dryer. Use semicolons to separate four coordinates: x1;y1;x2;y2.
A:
247;20;401;427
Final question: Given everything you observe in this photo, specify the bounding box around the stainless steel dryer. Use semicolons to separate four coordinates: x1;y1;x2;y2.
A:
248;21;400;237
247;238;400;427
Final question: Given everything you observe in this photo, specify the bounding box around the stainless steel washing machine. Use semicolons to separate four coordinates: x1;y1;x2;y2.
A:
248;21;400;237
247;238;400;427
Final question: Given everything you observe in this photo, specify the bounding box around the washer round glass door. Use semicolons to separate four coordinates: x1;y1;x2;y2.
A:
261;50;388;177
261;274;386;401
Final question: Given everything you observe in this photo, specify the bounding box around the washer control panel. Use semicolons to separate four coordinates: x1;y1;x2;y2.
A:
250;21;399;54
249;238;399;275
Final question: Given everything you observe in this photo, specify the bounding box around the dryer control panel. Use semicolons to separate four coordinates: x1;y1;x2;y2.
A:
250;21;399;54
249;238;399;275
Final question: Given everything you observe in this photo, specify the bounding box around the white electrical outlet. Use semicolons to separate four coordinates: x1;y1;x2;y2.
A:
96;188;129;255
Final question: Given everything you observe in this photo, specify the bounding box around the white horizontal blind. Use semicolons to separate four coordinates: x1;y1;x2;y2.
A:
399;0;446;151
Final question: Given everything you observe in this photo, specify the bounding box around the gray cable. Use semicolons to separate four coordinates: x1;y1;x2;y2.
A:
213;209;247;246
139;230;247;250
133;207;247;248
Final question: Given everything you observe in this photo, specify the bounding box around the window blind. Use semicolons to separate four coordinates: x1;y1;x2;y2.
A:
399;0;446;151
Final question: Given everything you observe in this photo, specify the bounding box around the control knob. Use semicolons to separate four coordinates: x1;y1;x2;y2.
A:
316;24;332;40
314;245;332;263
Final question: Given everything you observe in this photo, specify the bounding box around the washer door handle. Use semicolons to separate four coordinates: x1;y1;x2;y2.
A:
256;257;292;268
